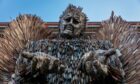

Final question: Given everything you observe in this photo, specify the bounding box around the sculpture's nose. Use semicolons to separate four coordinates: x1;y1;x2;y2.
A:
69;18;73;24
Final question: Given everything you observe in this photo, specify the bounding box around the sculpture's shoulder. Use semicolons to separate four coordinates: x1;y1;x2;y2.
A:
95;40;113;50
25;39;49;52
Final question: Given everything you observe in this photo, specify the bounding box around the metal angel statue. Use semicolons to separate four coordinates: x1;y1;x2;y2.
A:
0;4;139;84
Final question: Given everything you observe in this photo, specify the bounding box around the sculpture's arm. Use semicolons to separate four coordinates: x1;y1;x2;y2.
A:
106;49;125;82
78;49;124;81
21;51;65;74
78;51;108;77
12;51;65;83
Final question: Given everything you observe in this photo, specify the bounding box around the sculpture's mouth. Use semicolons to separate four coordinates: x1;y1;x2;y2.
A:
63;24;74;35
61;24;74;39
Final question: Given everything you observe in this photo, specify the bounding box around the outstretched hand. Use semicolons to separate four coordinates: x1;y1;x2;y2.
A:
21;51;65;74
78;49;117;78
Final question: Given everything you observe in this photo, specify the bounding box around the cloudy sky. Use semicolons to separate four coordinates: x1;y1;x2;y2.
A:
0;0;140;22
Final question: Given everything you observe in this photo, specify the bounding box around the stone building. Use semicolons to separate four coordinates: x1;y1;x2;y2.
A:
0;22;139;38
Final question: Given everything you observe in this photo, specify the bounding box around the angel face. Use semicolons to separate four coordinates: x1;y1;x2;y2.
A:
59;4;87;39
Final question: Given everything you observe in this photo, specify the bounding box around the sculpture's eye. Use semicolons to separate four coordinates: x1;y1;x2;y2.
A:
65;17;71;22
73;18;79;24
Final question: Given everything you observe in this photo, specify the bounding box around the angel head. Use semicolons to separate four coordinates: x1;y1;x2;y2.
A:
59;4;87;39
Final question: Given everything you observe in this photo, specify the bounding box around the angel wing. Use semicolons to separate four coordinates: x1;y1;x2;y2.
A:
96;11;140;84
0;14;52;83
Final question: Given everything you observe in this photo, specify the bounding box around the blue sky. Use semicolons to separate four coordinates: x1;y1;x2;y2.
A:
0;0;140;22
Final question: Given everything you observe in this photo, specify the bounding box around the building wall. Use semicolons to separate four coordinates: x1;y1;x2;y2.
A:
0;22;139;37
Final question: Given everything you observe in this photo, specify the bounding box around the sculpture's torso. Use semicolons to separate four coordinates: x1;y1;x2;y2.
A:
24;39;97;84
15;38;115;84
